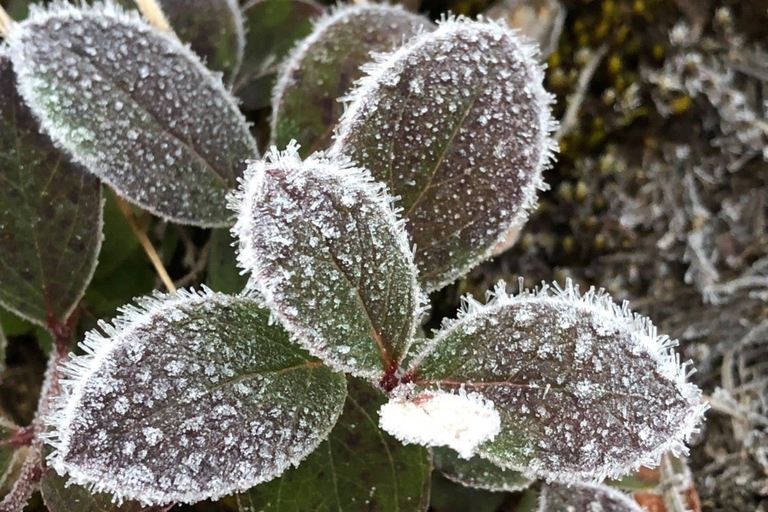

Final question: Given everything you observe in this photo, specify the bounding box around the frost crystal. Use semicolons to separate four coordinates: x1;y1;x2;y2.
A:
331;16;557;292
379;388;501;458
407;279;706;483
230;143;425;381
7;1;258;227
538;482;644;512
46;289;347;505
272;3;433;154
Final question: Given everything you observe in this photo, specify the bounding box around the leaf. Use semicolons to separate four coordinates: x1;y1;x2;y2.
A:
234;0;324;110
7;2;259;227
0;417;20;490
158;0;245;85
0;51;103;327
236;379;431;511
331;17;557;292
272;4;433;156
47;289;347;505
231;144;425;381
538;482;644;512
432;447;532;493
0;323;6;379
206;228;249;294
41;469;145;512
386;280;705;483
428;473;506;512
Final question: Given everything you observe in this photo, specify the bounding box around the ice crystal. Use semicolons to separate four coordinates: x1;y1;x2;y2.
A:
538;482;644;512
230;143;426;381
46;288;347;505
379;388;501;458
406;279;706;483
7;1;258;227
432;446;532;492
271;3;433;155
331;16;557;292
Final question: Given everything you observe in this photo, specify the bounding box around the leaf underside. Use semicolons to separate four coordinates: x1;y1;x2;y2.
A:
233;147;423;380
235;0;324;110
0;417;18;490
409;282;703;482
41;470;144;512
49;290;347;505
332;18;554;292
237;379;432;512
272;4;434;156
0;52;102;327
8;3;258;227
158;0;244;85
432;447;531;493
538;482;644;512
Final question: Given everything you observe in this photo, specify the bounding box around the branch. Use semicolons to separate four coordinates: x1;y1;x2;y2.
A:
113;192;177;293
133;0;172;33
0;5;14;38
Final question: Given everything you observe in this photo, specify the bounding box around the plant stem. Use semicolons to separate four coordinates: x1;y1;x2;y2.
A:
0;318;74;512
133;0;172;33
0;5;15;38
113;193;177;293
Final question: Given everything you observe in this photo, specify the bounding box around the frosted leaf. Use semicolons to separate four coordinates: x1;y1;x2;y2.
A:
47;289;347;505
234;0;324;110
0;416;20;490
432;447;532;493
272;3;434;156
538;482;644;512
41;470;144;512
158;0;245;85
236;379;431;512
379;388;500;458
331;17;557;292
405;279;706;482
7;2;258;227
0;51;103;327
231;144;425;381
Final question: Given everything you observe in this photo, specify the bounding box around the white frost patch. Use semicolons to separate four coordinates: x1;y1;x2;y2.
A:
379;390;500;458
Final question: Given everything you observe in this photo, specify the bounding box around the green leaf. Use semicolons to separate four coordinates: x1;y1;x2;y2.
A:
206;228;248;294
232;145;425;381
236;379;431;511
159;0;245;85
234;0;324;110
48;289;347;505
92;191;140;281
331;17;557;292
41;470;144;512
0;416;19;490
8;2;259;227
0;51;103;327
428;473;506;512
272;4;433;156
387;280;704;483
538;482;644;512
432;447;531;492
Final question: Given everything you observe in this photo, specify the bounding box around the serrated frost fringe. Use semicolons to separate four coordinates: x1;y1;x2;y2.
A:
228;141;428;378
43;287;235;504
329;15;559;292
412;277;707;484
269;2;426;144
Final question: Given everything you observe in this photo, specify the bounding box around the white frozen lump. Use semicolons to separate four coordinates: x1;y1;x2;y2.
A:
230;143;426;381
7;1;258;227
331;16;558;292
407;279;706;483
46;289;347;505
379;389;501;458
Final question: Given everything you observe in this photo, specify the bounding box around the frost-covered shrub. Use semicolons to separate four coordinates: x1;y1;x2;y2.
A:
0;0;706;510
